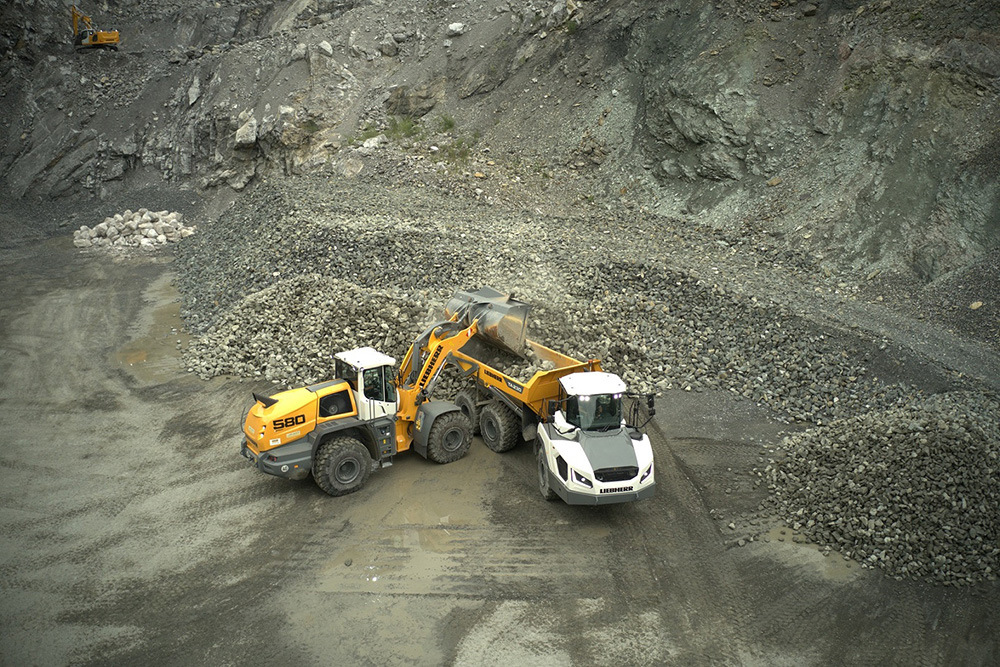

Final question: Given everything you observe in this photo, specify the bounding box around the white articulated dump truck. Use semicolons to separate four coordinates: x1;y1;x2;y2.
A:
444;288;656;505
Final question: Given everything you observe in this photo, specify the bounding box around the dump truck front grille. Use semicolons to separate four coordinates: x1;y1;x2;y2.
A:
595;466;638;483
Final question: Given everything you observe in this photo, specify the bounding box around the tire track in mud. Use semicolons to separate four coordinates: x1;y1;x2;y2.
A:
626;422;758;664
652;422;1000;666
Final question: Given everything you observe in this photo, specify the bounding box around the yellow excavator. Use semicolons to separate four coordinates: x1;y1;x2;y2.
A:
71;4;119;51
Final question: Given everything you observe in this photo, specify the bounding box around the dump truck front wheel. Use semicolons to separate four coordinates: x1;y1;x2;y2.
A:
537;444;557;501
454;388;480;435
480;401;520;453
427;411;473;463
312;436;372;496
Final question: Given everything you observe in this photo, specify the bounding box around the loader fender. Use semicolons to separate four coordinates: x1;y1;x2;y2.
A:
412;400;463;459
241;437;312;481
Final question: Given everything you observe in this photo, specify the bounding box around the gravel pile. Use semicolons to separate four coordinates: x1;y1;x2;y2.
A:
175;178;916;423
73;208;195;250
763;391;1000;585
183;276;433;383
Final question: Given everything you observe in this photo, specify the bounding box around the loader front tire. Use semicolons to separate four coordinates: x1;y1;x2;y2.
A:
454;387;481;435
480;401;520;453
312;436;372;496
427;411;472;464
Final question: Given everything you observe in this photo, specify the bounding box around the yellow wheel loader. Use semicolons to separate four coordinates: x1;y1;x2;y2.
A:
71;5;120;51
241;305;489;496
241;287;655;503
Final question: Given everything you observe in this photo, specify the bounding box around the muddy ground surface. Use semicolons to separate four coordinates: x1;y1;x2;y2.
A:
2;230;998;666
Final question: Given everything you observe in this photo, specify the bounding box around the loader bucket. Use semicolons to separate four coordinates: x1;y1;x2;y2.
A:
444;287;531;357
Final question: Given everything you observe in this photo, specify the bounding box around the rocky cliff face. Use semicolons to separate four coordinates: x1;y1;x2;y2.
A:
1;0;997;281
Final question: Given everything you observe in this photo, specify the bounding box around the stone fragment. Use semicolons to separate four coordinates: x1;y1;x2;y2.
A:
379;33;398;57
235;116;258;148
188;77;200;106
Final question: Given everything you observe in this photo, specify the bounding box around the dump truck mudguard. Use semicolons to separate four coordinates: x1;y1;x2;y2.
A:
412;400;462;458
241;438;311;481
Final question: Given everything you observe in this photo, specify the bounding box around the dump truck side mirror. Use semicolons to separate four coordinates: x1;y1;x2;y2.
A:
553;410;575;434
545;399;558;423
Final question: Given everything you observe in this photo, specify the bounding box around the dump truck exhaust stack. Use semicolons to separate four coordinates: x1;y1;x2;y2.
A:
444;287;531;357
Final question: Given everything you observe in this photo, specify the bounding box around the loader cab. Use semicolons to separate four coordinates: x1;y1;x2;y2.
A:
555;372;627;433
335;347;398;422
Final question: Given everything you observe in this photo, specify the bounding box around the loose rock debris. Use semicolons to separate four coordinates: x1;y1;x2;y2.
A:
762;391;1000;586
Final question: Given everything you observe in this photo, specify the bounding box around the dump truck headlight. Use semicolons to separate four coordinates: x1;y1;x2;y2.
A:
640;464;653;482
572;469;593;488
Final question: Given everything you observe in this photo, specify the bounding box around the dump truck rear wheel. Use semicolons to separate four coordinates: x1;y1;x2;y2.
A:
480;401;520;453
427;411;472;463
312;436;372;496
537;444;557;501
454;388;480;435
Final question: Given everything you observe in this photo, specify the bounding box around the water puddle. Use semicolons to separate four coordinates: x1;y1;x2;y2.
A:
758;524;860;582
114;274;191;383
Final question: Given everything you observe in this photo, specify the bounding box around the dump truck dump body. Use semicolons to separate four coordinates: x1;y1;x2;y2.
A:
449;337;601;421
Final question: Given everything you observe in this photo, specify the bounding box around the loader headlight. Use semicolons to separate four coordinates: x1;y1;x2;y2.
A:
572;469;593;488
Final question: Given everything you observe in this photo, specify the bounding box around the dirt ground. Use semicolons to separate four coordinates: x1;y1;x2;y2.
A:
1;240;998;666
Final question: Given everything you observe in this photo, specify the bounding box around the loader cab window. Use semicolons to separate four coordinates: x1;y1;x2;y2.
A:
362;366;396;403
336;359;357;390
566;393;622;431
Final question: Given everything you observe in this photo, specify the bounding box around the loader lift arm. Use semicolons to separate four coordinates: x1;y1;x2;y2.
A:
395;317;479;425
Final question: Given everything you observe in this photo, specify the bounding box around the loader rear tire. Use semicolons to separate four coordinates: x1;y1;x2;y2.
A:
454;387;480;435
312;436;372;496
480;401;520;453
537;444;557;501
427;411;472;464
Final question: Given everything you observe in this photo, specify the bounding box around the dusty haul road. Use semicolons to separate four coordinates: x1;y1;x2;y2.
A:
1;240;998;667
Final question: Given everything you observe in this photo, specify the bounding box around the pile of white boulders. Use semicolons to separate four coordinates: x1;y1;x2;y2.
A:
73;208;195;250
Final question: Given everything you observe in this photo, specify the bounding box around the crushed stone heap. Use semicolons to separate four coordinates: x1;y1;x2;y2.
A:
763;391;1000;586
73;208;195;250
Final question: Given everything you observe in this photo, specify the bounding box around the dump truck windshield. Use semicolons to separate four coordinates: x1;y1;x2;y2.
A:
566;393;622;431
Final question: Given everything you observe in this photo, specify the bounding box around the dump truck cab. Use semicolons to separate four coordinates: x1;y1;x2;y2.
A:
535;372;656;505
